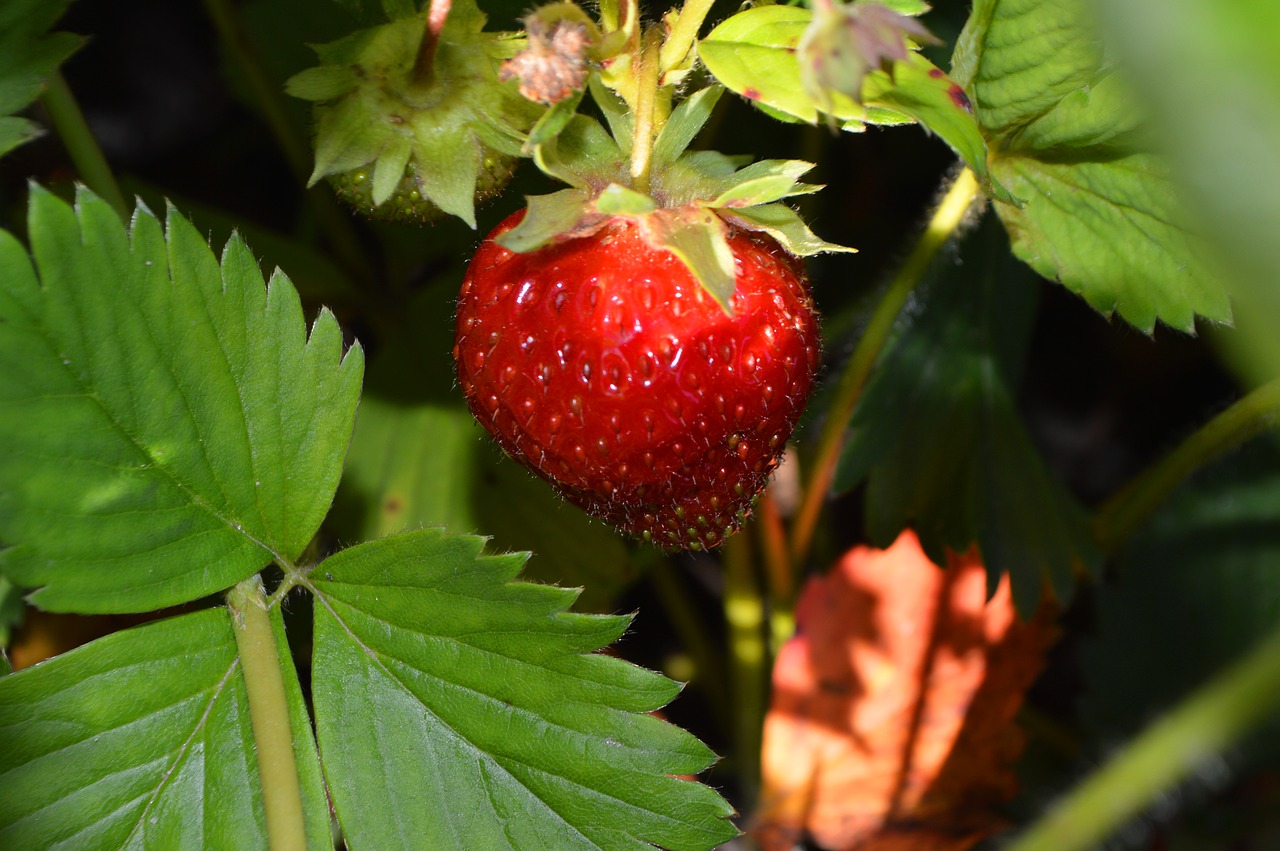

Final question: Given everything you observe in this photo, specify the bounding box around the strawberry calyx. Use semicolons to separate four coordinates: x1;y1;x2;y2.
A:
285;0;542;226
500;82;855;313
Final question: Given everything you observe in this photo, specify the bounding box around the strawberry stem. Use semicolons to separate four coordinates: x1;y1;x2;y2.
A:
789;167;981;565
630;28;663;195
412;0;453;87
658;0;717;77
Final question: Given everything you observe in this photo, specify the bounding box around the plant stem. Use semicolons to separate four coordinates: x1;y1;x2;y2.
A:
1093;377;1280;553
724;531;767;803
40;71;129;221
1005;619;1280;851
228;576;307;851
658;0;717;77
630;28;663;195
789;167;981;565
412;0;453;87
755;491;797;652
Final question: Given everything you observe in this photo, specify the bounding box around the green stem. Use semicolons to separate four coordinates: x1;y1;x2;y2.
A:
724;531;767;804
411;0;453;87
228;576;307;851
201;0;368;279
1094;377;1280;553
789;167;981;565
630;29;663;195
1006;619;1280;851
40;71;128;221
658;0;717;77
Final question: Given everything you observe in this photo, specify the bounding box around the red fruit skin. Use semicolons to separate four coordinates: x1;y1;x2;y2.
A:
454;211;821;550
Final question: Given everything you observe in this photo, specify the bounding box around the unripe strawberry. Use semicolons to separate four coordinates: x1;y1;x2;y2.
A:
287;2;541;227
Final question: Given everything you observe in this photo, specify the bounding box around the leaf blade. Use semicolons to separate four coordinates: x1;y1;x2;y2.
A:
311;530;737;851
0;187;364;613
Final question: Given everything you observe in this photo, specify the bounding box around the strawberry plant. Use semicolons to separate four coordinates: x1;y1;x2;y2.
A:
3;0;1280;848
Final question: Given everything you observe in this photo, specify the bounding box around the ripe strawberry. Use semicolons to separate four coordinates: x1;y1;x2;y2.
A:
454;210;821;549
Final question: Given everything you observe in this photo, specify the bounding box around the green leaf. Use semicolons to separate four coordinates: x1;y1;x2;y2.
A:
722;203;856;257
0;187;364;613
834;214;1098;612
310;530;737;850
952;0;1231;333
863;55;1016;203
1081;439;1280;757
0;577;21;647
700;6;1007;198
533;114;626;190
0;0;80;156
1096;0;1280;371
370;135;413;207
701;6;848;126
588;76;634;157
0;116;40;160
0;607;331;849
282;64;358;101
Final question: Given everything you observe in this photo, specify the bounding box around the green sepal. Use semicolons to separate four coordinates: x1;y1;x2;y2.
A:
595;183;658;215
495;188;596;252
702;159;821;208
587;75;634;157
722;203;857;257
525;86;585;152
640;208;738;313
652;86;724;170
532;113;626;189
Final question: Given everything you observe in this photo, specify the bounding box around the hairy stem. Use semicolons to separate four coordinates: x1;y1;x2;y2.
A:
40;71;129;221
789;167;982;565
412;0;453;87
724;532;767;803
630;28;664;194
1093;377;1280;553
755;491;796;652
658;0;717;77
1006;620;1280;851
228;576;307;851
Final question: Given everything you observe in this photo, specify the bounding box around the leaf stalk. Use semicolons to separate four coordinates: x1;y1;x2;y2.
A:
1093;377;1280;553
1006;618;1280;851
40;71;129;221
228;576;308;851
789;166;982;565
658;0;717;77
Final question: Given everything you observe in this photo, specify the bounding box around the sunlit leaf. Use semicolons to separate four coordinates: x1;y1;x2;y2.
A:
952;0;1230;333
0;607;331;849
755;531;1055;851
310;529;737;850
0;187;364;613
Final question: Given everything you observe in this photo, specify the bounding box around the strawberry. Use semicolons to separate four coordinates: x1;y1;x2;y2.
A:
454;209;821;549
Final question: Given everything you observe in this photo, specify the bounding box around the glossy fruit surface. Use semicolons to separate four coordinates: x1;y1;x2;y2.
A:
454;210;821;549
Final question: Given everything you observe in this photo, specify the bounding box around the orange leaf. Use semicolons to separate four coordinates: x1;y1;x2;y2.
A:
755;530;1056;851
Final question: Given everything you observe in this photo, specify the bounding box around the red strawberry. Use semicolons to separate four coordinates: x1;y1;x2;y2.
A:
454;210;821;550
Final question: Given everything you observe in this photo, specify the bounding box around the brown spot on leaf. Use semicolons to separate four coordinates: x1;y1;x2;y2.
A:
948;84;972;111
743;87;762;101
